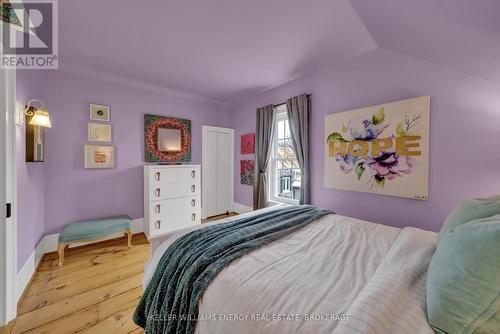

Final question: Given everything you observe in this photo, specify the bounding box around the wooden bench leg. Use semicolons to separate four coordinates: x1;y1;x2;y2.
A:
57;243;67;268
125;229;132;249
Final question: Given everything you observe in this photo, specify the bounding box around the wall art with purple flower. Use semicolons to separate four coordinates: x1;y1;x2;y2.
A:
324;96;430;200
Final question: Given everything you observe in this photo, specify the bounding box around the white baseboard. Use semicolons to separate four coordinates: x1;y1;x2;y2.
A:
38;233;59;254
233;202;253;214
15;218;144;303
16;251;37;303
131;218;144;234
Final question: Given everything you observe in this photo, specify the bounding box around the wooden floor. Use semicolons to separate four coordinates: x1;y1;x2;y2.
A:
203;212;238;223
4;213;238;334
10;234;149;334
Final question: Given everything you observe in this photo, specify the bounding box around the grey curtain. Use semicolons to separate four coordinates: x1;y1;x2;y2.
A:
286;94;310;204
253;105;275;210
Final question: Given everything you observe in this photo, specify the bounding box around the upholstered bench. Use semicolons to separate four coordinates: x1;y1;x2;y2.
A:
57;216;132;268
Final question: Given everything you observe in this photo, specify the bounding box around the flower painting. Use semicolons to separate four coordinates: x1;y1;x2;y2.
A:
324;96;430;200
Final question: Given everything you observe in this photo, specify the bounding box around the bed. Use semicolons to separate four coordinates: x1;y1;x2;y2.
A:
141;205;437;334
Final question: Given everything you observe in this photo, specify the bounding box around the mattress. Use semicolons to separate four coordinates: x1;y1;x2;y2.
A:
144;207;437;334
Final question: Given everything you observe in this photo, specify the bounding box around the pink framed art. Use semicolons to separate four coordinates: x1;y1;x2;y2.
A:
241;133;255;154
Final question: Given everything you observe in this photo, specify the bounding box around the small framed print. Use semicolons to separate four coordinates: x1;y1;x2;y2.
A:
90;103;110;122
88;123;112;142
240;159;255;185
84;145;115;169
241;133;255;154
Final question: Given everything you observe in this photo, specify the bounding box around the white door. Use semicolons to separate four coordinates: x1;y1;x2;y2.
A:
202;126;234;219
0;67;17;325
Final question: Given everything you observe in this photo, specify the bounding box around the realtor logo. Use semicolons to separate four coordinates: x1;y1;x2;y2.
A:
1;0;58;69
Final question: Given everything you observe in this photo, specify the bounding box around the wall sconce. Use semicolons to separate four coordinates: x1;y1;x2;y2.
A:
25;99;52;128
25;99;50;162
16;102;25;126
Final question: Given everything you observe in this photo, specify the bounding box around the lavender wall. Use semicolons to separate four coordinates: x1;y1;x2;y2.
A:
16;46;500;270
38;70;233;234
234;48;500;232
15;67;232;269
16;71;47;271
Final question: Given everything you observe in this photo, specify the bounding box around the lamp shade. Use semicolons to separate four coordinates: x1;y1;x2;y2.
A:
29;109;52;128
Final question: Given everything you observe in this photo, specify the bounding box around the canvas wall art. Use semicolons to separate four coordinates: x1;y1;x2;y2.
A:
144;114;192;162
241;133;255;154
84;145;115;169
324;96;430;200
240;159;255;185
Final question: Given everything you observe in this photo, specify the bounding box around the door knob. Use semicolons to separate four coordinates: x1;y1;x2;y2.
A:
155;188;161;197
191;170;196;178
155;220;161;229
191;185;196;192
155;172;160;181
191;213;196;221
191;199;196;207
156;204;161;213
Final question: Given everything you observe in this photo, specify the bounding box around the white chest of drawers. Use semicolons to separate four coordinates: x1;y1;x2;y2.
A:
144;165;201;239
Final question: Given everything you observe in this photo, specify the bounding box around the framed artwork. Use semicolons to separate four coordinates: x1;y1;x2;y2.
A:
241;133;255;154
144;114;191;162
90;103;110;122
240;160;255;185
84;145;115;169
88;123;112;142
324;96;430;200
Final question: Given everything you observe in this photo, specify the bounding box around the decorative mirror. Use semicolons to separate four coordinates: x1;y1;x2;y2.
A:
144;114;191;162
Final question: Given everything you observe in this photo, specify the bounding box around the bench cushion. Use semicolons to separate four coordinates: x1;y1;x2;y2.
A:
59;215;132;243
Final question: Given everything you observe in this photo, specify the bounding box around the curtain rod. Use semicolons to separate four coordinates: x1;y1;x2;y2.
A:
273;94;312;108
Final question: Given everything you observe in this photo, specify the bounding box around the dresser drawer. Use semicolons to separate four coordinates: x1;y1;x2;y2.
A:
149;196;201;234
144;165;201;240
149;167;199;185
150;180;200;200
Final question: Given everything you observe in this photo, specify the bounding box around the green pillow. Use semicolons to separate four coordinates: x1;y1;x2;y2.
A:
427;214;500;334
439;195;500;242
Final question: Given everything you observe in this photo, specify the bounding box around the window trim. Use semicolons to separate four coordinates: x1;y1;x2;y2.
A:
268;106;300;205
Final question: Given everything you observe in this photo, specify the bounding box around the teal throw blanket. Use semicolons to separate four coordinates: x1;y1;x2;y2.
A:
133;205;333;334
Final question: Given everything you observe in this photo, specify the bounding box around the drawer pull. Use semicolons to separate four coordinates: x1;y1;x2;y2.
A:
191;170;196;178
191;199;196;207
155;220;161;229
191;213;196;221
156;204;161;213
155;188;161;197
155;172;161;181
191;185;196;193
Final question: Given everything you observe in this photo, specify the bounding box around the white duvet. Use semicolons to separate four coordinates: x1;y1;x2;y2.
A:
144;208;437;334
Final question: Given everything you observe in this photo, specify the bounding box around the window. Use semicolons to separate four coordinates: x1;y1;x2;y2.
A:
269;104;301;204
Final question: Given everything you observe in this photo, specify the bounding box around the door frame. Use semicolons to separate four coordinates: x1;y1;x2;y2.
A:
0;67;18;325
201;125;234;220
